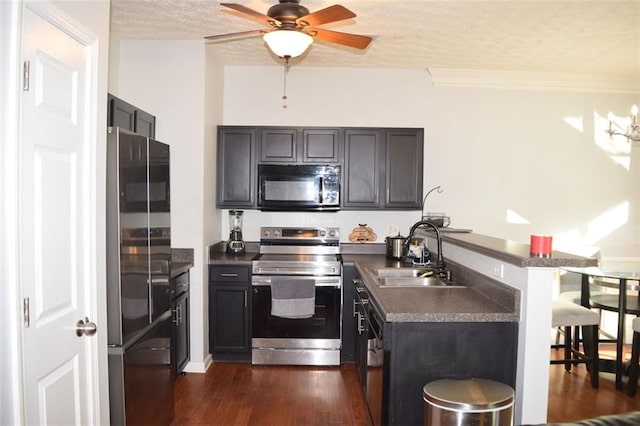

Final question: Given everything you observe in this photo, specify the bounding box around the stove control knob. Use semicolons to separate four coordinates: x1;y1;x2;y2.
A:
263;230;270;238
319;229;326;237
274;230;280;237
329;230;336;237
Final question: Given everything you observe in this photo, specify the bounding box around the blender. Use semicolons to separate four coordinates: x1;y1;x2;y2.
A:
226;210;246;254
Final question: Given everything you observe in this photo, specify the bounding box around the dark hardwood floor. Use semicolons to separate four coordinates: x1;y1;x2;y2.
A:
173;351;640;425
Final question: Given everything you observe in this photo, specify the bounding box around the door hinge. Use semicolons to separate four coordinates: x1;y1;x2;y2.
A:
23;297;30;327
23;61;30;91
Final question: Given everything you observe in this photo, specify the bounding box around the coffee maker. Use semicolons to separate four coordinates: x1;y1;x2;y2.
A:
226;210;245;254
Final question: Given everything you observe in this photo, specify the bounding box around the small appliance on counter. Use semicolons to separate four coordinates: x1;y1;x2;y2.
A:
385;233;406;260
226;210;246;254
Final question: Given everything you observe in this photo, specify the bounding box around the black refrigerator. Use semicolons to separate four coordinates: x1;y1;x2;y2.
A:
106;127;174;425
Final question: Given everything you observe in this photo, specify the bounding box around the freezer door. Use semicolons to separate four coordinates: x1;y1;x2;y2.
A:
108;311;175;425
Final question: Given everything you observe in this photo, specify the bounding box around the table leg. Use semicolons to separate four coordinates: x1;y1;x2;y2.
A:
616;279;627;390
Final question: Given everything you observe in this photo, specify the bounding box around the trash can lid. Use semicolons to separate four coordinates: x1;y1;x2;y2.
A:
423;378;514;411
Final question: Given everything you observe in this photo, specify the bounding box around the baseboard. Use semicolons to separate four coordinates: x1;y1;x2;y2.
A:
182;353;213;373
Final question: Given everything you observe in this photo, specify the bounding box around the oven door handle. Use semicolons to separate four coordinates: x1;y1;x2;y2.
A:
251;275;341;287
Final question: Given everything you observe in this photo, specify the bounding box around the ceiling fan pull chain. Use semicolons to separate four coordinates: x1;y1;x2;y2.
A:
282;55;291;109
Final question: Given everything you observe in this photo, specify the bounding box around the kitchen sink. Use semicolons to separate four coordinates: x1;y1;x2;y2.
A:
370;268;466;288
373;268;434;278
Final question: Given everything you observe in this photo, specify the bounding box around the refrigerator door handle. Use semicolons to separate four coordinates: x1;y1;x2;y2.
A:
147;277;153;322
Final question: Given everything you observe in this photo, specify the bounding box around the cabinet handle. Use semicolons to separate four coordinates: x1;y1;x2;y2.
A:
244;291;247;308
353;299;359;318
173;305;182;324
357;312;365;335
220;273;239;277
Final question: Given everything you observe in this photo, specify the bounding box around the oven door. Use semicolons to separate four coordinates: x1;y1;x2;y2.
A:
251;275;341;341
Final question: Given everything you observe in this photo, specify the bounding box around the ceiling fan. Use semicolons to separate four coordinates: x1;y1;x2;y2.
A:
205;0;373;58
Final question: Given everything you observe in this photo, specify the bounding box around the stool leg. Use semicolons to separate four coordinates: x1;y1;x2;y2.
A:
572;325;580;366
582;324;599;388
628;331;640;396
564;326;572;372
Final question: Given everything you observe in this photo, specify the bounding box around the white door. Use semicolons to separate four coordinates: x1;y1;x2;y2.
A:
20;3;100;424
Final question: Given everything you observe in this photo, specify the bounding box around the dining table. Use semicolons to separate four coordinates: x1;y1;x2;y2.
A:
563;261;640;390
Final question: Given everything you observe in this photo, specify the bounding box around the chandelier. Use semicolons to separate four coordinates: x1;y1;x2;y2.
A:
606;105;640;143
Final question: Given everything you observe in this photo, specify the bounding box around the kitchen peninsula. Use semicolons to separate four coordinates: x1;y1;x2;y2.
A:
209;231;596;425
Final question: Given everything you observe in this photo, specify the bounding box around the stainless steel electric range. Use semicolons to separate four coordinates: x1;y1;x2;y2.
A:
251;226;342;366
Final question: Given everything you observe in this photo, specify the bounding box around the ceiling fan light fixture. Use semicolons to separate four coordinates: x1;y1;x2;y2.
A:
263;30;313;58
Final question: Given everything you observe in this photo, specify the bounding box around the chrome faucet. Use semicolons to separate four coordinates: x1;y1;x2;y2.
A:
406;220;446;276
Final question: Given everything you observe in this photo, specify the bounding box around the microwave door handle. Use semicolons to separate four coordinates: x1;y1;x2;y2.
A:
318;176;324;203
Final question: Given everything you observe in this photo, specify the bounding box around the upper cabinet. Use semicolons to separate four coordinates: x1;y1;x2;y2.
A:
107;94;156;138
342;128;423;210
216;125;423;210
260;127;341;163
383;128;424;209
342;128;383;209
217;127;257;208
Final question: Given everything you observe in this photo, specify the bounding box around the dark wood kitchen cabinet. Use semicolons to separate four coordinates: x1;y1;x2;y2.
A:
382;321;517;425
173;290;190;374
341;265;358;363
216;125;422;210
384;128;423;209
260;127;341;163
342;128;383;208
217;127;257;208
342;128;423;209
107;93;156;138
209;265;252;361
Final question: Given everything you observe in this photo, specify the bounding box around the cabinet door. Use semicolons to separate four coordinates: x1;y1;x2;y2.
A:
384;129;423;209
217;127;256;207
134;109;156;139
210;285;250;354
341;266;358;363
173;292;190;374
260;127;298;163
302;128;341;163
108;94;135;131
342;129;383;208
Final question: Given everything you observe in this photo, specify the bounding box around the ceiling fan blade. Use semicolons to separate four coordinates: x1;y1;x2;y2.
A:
296;5;355;27
220;3;279;25
309;28;372;50
204;29;267;41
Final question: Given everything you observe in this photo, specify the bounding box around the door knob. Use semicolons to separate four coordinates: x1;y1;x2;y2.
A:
75;317;97;337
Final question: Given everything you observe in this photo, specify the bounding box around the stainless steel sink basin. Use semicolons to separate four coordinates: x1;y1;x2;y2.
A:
373;268;434;278
370;268;466;288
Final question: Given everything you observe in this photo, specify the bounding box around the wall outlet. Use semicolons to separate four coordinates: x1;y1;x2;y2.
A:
388;224;399;235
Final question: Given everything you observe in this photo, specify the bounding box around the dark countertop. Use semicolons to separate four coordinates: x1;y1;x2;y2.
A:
342;254;519;323
208;230;595;323
432;231;598;268
171;261;193;278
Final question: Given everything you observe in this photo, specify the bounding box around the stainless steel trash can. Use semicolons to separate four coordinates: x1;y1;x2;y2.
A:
423;378;514;426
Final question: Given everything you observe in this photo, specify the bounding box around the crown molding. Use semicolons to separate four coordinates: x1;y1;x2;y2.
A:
428;68;640;94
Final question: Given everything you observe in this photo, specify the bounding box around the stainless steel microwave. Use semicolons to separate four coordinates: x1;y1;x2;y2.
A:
258;164;341;211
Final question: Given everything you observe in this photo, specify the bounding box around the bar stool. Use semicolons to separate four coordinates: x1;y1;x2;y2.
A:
627;317;640;396
551;301;600;388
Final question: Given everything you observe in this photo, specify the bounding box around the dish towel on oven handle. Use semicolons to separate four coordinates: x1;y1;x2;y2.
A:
270;278;316;319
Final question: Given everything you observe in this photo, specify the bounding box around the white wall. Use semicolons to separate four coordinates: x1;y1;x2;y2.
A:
111;40;219;369
223;66;640;258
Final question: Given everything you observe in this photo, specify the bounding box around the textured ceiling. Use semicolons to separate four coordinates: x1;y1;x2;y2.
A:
110;0;640;78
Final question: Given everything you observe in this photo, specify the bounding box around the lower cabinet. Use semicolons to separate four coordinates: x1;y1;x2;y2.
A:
173;291;190;375
384;321;517;425
347;269;518;426
341;265;358;363
209;265;252;362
